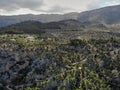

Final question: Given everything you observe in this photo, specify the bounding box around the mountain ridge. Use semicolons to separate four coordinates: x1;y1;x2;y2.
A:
0;5;120;27
0;20;85;34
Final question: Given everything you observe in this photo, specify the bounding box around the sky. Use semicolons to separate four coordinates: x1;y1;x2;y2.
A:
0;0;120;15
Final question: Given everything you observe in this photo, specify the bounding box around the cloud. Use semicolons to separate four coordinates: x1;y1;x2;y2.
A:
42;5;74;14
104;0;120;6
87;0;100;10
0;0;120;15
0;0;44;11
44;0;100;12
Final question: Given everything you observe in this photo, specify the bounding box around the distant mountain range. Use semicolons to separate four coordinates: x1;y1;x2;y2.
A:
0;13;79;27
0;5;120;28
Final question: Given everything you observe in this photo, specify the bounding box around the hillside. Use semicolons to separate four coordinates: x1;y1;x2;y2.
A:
0;34;120;90
0;4;120;90
0;20;85;34
0;13;79;27
78;5;120;24
1;5;120;27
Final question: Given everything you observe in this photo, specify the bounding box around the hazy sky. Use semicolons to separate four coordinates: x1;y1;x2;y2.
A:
0;0;120;15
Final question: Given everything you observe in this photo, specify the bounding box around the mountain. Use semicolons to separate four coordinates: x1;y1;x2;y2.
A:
0;20;84;34
0;5;120;28
0;13;79;27
78;5;120;24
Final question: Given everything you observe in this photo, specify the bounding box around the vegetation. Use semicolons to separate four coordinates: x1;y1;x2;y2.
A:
0;5;120;90
0;33;119;90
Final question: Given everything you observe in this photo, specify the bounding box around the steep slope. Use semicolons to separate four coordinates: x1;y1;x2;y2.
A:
78;5;120;24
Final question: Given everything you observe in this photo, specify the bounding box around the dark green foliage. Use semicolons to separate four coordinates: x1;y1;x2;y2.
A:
0;20;86;34
0;21;45;34
70;39;86;46
0;34;120;90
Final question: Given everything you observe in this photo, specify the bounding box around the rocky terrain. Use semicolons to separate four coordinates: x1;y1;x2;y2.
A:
0;34;119;90
0;4;120;90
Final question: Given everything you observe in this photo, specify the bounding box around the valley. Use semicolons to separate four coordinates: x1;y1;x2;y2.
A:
0;4;120;90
